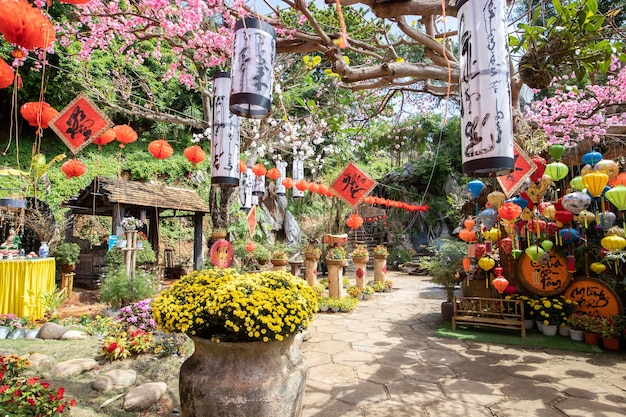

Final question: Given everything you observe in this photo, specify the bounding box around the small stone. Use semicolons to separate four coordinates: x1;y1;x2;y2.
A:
50;358;97;378
27;353;50;368
38;322;67;340
123;382;168;412
61;330;88;340
92;369;137;392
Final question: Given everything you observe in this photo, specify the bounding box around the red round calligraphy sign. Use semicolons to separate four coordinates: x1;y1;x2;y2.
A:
516;250;572;296
563;277;623;317
210;239;234;269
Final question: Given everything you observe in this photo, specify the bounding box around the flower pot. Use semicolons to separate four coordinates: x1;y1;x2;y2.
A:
542;324;558;336
0;326;9;339
24;328;40;339
270;259;289;266
117;239;127;249
602;337;620;350
558;325;570;337
330;307;340;313
60;264;76;274
304;254;320;261
7;328;24;339
441;301;455;322
352;256;369;264
211;232;227;240
180;335;306;417
569;328;584;342
363;294;372;300
319;305;329;312
524;319;535;330
536;321;544;332
584;331;600;345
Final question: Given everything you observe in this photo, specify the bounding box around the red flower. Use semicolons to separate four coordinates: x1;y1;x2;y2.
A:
0;384;8;393
27;397;35;406
107;342;118;353
57;387;65;399
70;399;77;407
26;377;39;385
57;404;65;413
41;382;50;389
14;389;21;397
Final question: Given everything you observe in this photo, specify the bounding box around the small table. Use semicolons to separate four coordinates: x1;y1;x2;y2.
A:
289;261;303;277
0;258;55;319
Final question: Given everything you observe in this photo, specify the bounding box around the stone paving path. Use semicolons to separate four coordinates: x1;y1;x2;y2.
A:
300;272;626;417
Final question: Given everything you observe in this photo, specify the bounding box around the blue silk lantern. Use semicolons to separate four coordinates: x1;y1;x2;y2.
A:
559;228;581;244
478;208;498;230
467;179;485;199
582;151;603;166
509;196;528;211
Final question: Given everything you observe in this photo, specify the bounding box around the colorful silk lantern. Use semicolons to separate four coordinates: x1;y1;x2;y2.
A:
483;228;500;242
245;241;257;252
251;163;266;177
525;245;544;263
0;59;14;89
60;159;87;179
601;235;626;251
575;210;595;227
559;228;581;244
0;0;55;50
609;172;626;187
544;162;568;181
184;145;206;165
458;0;514;176
478;208;497;230
346;213;364;229
540;240;553;252
229;18;276;119
113;124;138;148
459;228;476;243
499;237;513;255
605;185;626;211
239;168;253;210
548;144;565;161
464;218;475;229
599;211;616;231
467;179;485;198
253;174;265;196
20;102;58;129
582;173;609;198
292;158;304;199
474;243;486;258
594;159;619;179
211;72;240;187
498;202;522;222
582;151;603;166
93;128;116;150
147;139;173;160
463;257;471;272
267;167;281;181
478;256;495;271
491;275;509;294
561;192;591;214
282;177;294;189
554;210;573;226
307;182;319;194
569;176;583;191
275;160;287;195
487;191;506;210
295;179;308;192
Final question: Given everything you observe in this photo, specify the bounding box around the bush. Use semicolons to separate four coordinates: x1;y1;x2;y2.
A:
99;268;158;308
52;242;81;266
104;241;156;266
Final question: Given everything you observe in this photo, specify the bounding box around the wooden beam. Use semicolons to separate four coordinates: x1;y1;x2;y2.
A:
193;212;204;271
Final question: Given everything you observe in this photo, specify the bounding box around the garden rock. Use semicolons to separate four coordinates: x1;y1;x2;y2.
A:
38;322;68;339
28;353;50;368
123;382;168;412
61;330;88;340
92;369;137;392
50;358;97;378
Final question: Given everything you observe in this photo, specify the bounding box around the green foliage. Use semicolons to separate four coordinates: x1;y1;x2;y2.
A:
36;286;68;319
52;242;81;265
418;238;465;302
104;241;156;266
388;247;415;268
99;267;158;309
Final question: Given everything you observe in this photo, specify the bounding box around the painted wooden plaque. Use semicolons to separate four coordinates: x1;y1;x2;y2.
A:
516;250;572;296
563;277;623;317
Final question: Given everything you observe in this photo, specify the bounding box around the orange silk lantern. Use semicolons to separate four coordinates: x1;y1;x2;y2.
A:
0;59;14;88
346;213;364;229
239;160;247;173
582;173;609;198
20;102;58;129
318;184;329;196
491;275;509;294
295;179;308;192
307;182;319;193
0;0;55;50
458;228;476;243
113;125;138;148
60;159;87;179
282;177;294;189
93;128;116;150
498;202;522;222
463;257;471;272
267;167;281;181
251;163;266;177
184;145;206;164
148;139;174;160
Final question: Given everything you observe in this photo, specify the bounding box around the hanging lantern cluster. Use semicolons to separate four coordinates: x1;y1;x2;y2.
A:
361;196;429;212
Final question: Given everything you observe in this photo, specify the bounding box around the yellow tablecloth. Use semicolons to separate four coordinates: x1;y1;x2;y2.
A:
0;258;55;320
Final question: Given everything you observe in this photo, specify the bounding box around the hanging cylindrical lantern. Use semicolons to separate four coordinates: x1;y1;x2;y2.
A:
148;139;174;160
253;174;266;196
230;18;276;119
458;0;514;176
184;145;206;165
274;160;287;195
239;167;253;210
292;158;304;199
211;72;240;187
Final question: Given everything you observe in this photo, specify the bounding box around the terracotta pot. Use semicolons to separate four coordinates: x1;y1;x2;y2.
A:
583;331;600;345
325;259;346;267
352;256;369;263
211;232;227;240
180;335;306;417
60;264;76;274
441;301;454;322
270;259;289;266
602;337;620;350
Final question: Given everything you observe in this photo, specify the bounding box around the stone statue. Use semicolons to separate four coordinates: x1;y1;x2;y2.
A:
1;227;21;250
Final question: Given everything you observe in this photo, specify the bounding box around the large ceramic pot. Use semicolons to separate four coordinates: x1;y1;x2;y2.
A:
180;335;306;417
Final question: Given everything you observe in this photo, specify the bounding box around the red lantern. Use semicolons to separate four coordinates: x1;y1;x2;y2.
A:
463;257;471;272
113;124;138;148
459;228;476;243
282;177;294;189
252;163;266;177
267;167;281;181
93;128;116;150
555;210;573;226
245;241;257;252
60;159;87;179
529;156;546;182
307;182;319;193
148;139;174;160
498;202;522;222
295;179;309;192
239;160;247;173
346;213;364;229
491;275;509;294
183;145;206;164
0;59;14;89
20;102;58;129
499;237;513;255
317;184;329;196
0;1;55;50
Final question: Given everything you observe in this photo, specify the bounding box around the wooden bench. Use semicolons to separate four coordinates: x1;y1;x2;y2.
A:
452;296;526;337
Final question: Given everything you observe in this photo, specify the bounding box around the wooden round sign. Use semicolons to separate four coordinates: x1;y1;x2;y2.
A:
563;277;623;317
210;239;234;269
516;250;572;296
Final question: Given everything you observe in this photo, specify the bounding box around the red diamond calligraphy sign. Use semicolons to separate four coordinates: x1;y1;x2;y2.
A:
50;92;112;155
331;161;377;208
496;143;536;197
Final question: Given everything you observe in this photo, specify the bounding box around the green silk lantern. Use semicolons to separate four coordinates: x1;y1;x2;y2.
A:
605;185;626;211
582;173;609;198
570;176;584;191
548;144;565;161
525;245;545;262
544;162;569;181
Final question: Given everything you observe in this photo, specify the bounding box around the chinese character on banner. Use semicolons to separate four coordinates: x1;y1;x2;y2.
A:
497;144;537;197
49;93;112;155
247;206;257;238
331;162;377;207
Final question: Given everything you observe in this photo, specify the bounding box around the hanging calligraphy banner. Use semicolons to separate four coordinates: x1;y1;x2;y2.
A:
49;92;112;155
496;143;537;197
330;161;377;208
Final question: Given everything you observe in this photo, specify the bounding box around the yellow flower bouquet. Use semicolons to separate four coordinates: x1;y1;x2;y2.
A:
152;268;318;343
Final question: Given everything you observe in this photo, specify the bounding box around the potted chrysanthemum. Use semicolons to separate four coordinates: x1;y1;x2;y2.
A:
152;268;318;417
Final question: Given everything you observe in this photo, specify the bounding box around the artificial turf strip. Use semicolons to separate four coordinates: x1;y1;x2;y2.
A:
434;321;603;353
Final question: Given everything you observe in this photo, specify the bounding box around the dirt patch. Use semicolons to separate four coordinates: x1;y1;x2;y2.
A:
58;289;107;319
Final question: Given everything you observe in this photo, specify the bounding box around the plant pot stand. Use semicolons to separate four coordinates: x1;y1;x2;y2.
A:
373;255;387;282
326;259;345;298
304;258;318;287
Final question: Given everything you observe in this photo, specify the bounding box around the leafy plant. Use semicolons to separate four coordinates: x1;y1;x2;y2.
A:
372;245;388;257
418;238;465;302
346;286;362;299
339;297;358;312
326;246;346;260
350;245;369;259
104;241;156;265
362;285;374;295
37;286;68;319
272;249;288;260
52;242;80;266
99;268;158;309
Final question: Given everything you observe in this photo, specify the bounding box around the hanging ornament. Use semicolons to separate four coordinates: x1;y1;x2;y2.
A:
0;59;14;89
499;237;513;255
239;160;248;173
20;102;58;129
554;210;573;226
561;192;591;214
605;185;626;211
582;151;603;166
282;177;294;189
540;240;553;252
529;156;547;182
60;159;87;179
600;211;617;231
567;255;576;273
239;168;253;210
147;139;173;160
292;158;304;199
346;213;364;229
459;228;477;243
0;1;55;50
266;167;281;181
569;176;584;191
487;191;506;210
606;226;625;237
525;245;545;263
251;163;266;177
478;256;495;271
307;182;319;194
483;228;500;242
609;172;626;187
582;173;609;198
548;144;565;161
594;159;619;180
113;124;138;148
93;128;116;150
211;72;241;187
245;241;257;252
275;160;288;195
184;145;206;165
544;162;569;181
558;228;581;244
463;257;471;272
467;179;485;199
498;201;522;222
478;208;498;230
491;275;509;294
590;262;606;274
601;235;626;251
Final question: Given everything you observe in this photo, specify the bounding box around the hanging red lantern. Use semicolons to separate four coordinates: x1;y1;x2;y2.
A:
555;210;573;226
498;202;522;222
282;177;294;189
239;160;247;173
317;184;329;196
60;159;87;179
491;275;509;294
0;1;55;50
184;145;206;164
267;167;281;181
295;179;309;192
307;182;319;193
20;102;58;129
113;124;138;148
148;139;174;160
93;128;116;150
245;241;257;252
0;59;14;89
251;163;266;177
346;213;364;229
463;257;471;272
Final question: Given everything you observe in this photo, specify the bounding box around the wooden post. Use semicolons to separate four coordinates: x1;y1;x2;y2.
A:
193;213;204;271
61;273;74;297
124;230;138;278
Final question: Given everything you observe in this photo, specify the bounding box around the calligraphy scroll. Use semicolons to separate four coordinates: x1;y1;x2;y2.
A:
516;250;572;296
211;72;240;187
497;144;537;197
331;162;377;208
50;93;112;155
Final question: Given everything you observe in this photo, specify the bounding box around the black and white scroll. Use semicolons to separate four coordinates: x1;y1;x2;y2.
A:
239;167;253;210
293;158;304;199
253;174;265;196
458;0;514;177
276;160;287;195
212;72;241;187
230;18;276;119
